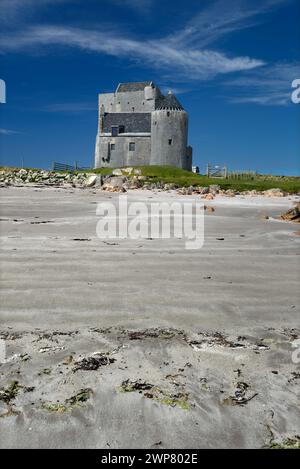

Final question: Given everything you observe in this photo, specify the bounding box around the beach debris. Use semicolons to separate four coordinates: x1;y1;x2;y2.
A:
41;402;68;413
189;331;270;352
0;381;21;403
73;354;116;371
0;331;25;340
23;386;35;393
6;352;31;362
30;220;53;224
0;408;21;419
268;436;300;449
127;328;178;340
38;345;65;353
189;332;246;350
62;355;74;365
120;380;154;393
223;382;258;406
42;388;93;413
38;368;52;376
118;380;190;409
36;330;78;342
66;388;93;406
288;372;300;383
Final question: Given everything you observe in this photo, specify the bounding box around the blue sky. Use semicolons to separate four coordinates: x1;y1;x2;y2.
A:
0;0;299;174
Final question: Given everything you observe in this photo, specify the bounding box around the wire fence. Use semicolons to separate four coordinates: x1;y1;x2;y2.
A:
52;162;91;172
206;164;257;180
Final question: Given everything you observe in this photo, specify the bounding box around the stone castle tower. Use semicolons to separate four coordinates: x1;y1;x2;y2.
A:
94;81;192;170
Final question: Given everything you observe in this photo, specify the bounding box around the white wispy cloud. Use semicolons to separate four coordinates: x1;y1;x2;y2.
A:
0;0;295;105
226;62;300;105
0;25;264;80
0;128;21;135
166;0;290;48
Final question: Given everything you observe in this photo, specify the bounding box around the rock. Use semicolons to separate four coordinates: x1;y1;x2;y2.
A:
112;168;123;176
133;168;142;176
102;176;127;192
198;186;209;194
202;193;214;200
209;184;221;194
225;189;236;197
18;169;27;176
264;188;286;197
123;167;133;175
246;190;259;197
280;203;300;223
204;206;215;213
85;174;101;187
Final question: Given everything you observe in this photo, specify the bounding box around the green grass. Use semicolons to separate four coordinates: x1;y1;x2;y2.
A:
89;165;300;193
2;165;300;192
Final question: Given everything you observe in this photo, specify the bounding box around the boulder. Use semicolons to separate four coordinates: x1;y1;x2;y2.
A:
280;203;300;223
198;186;209;194
264;188;286;197
225;189;236;197
102;176;127;192
112;168;123;176
204;206;215;213
209;184;221;194
202;193;214;200
85;174;101;187
123;167;133;175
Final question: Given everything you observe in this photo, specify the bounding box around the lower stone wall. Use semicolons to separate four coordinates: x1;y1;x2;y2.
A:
95;136;151;168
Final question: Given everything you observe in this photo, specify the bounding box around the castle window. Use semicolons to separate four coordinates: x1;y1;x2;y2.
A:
167;111;170;117
119;125;125;134
168;139;172;145
129;142;135;151
110;143;115;150
132;107;135;112
111;126;118;137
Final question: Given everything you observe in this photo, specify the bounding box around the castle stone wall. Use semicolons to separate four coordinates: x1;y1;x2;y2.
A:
95;135;151;168
150;110;189;169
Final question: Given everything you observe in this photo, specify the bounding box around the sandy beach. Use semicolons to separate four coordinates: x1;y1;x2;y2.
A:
0;186;299;448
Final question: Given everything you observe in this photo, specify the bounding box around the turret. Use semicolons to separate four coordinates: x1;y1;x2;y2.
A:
150;91;190;169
